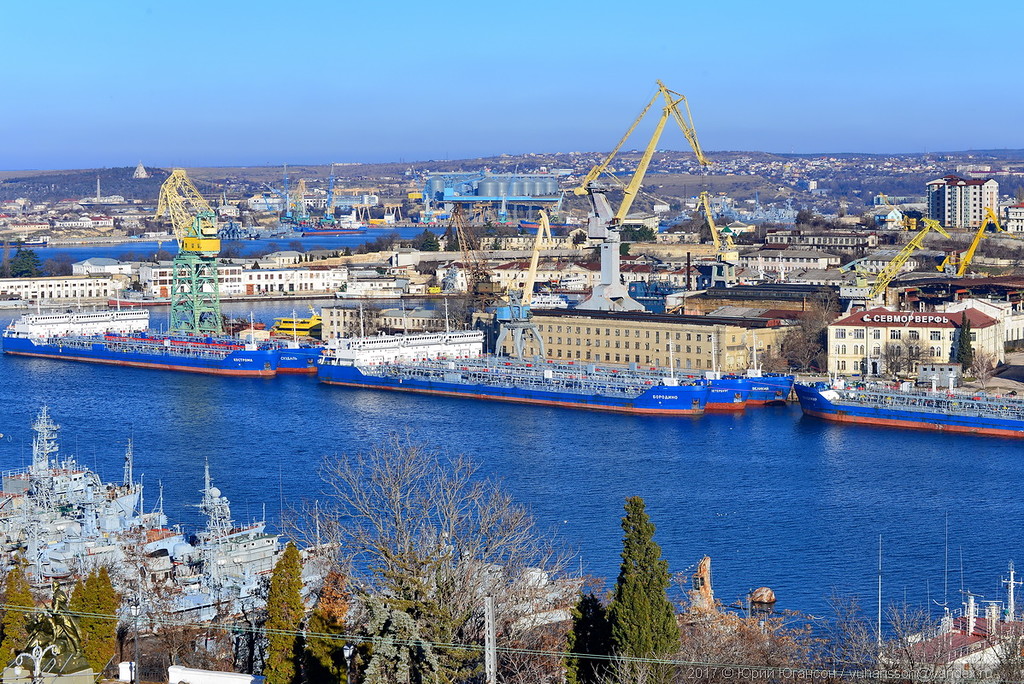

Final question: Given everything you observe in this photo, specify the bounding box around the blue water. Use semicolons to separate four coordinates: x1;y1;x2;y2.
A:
34;226;432;262
1;302;1021;620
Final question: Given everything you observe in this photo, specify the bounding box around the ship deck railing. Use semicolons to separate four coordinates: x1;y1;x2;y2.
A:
369;358;688;398
830;385;1024;421
39;336;243;360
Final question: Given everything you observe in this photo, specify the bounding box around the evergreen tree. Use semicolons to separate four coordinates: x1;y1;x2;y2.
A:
304;569;350;683
264;543;304;684
0;564;34;661
608;496;679;676
0;242;11;278
9;248;42;277
70;567;121;673
956;312;975;370
566;592;611;684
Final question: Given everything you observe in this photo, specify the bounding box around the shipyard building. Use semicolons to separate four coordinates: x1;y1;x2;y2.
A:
502;309;794;372
826;306;1004;377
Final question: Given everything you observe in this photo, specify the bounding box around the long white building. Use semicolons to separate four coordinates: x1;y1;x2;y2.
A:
0;275;122;302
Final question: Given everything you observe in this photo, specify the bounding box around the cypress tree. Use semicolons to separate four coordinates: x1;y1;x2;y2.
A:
608;497;679;674
0;564;34;661
304;569;350;683
566;592;611;684
70;567;121;673
956;312;974;370
264;543;304;684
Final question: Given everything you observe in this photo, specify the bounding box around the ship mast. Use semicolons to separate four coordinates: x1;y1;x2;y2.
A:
1004;561;1021;621
123;438;134;486
31;406;59;475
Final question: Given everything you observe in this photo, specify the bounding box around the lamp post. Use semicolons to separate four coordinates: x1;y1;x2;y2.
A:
13;644;58;684
342;643;354;683
130;601;141;684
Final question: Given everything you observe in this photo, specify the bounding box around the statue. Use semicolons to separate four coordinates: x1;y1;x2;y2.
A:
19;582;91;675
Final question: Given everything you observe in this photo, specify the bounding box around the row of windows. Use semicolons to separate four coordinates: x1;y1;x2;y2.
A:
835;344;947;357
548;348;709;368
835;328;956;342
541;323;743;345
546;337;713;355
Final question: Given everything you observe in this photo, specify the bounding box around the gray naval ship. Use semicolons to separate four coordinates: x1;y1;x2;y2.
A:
0;408;286;621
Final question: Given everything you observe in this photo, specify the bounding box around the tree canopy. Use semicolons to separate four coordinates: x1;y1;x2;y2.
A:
608;496;679;679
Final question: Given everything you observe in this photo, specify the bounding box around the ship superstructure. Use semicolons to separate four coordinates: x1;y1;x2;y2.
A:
0;408;285;621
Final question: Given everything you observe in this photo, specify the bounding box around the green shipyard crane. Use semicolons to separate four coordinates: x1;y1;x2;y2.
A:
156;169;224;335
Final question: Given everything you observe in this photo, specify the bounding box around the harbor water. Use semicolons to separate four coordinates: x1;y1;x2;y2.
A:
1;302;1022;620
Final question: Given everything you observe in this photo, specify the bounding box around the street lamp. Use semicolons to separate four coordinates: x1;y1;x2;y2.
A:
342;643;355;683
130;601;141;684
13;644;58;684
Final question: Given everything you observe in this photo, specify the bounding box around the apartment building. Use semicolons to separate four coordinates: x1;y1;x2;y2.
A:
926;175;999;228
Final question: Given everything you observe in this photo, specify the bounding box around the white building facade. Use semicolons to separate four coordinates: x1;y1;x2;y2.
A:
926;175;999;229
0;275;122;302
827;307;1002;377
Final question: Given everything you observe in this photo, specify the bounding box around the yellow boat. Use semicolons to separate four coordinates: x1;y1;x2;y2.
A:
270;310;322;339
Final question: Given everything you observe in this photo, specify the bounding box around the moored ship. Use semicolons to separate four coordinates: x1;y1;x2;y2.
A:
317;330;712;415
2;309;279;376
794;381;1024;438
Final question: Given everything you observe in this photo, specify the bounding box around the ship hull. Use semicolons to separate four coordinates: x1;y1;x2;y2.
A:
2;335;278;377
703;378;750;411
276;347;321;374
794;383;1024;438
318;364;709;415
745;375;795;406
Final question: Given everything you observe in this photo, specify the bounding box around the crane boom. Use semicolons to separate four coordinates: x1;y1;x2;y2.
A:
522;211;554;307
955;207;1003;277
869;218;951;299
575;80;707;311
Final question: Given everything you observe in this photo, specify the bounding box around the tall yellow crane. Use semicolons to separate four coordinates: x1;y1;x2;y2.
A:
575;80;706;311
869;218;951;300
495;211;552;358
155;169;223;335
699;191;738;262
937;206;1003;276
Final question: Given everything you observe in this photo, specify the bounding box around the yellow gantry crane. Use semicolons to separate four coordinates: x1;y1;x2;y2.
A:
937;206;1003;276
869;218;951;300
155;169;223;335
574;80;707;310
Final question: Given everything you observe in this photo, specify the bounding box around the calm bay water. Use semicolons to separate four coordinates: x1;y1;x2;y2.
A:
35;227;431;262
1;302;1021;620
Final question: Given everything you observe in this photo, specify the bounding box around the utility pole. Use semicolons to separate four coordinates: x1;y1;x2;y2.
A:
484;595;496;684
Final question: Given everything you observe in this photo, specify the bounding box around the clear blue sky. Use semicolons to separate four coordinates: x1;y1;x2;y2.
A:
3;0;1022;170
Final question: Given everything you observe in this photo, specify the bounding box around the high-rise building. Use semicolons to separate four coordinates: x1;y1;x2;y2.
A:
926;175;998;228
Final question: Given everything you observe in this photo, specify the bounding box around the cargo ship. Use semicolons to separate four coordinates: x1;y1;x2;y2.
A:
317;330;712;415
794;381;1024;438
2;309;278;377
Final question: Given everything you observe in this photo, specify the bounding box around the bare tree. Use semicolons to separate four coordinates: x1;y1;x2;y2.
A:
881;343;907;378
306;438;572;683
969;348;997;389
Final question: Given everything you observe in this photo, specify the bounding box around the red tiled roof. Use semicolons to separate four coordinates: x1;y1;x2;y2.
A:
832;307;998;329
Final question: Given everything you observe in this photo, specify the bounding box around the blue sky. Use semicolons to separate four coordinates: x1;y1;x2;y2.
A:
3;0;1022;169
